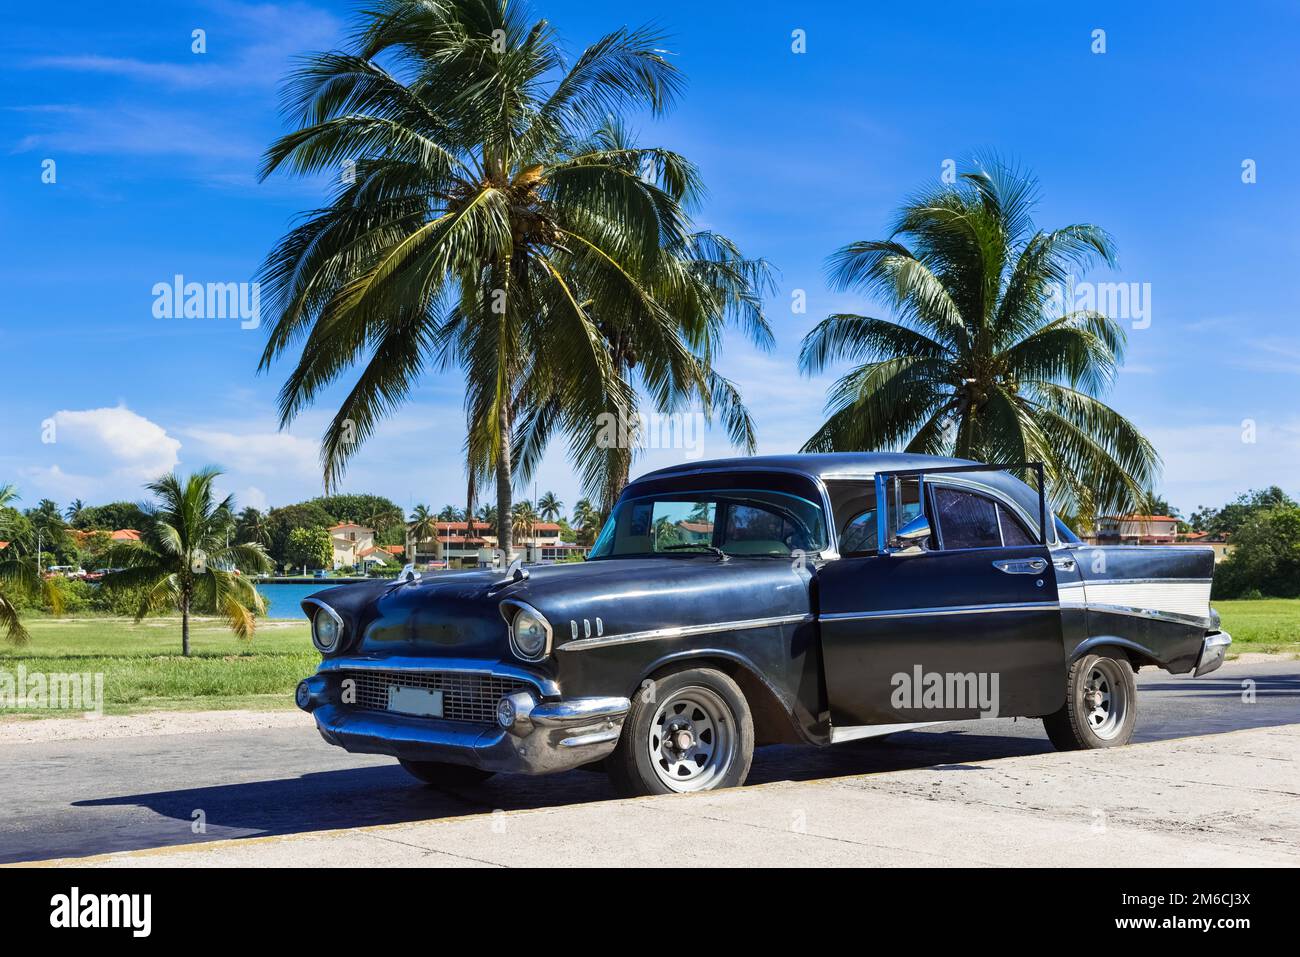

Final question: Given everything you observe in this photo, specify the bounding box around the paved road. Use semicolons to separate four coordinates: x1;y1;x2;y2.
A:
2;659;1296;865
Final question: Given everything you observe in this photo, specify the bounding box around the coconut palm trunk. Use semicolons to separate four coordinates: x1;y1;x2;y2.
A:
496;398;514;558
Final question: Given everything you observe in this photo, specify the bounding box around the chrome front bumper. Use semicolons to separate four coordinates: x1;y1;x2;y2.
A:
296;668;629;775
1194;631;1232;677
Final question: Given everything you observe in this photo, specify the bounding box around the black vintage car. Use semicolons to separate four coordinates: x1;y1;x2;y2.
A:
295;453;1231;795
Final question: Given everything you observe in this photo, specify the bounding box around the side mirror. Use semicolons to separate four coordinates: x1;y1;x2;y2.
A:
889;515;932;553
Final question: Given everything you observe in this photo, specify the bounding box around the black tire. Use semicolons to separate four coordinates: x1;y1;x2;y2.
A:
398;759;495;787
1042;652;1137;750
608;666;755;797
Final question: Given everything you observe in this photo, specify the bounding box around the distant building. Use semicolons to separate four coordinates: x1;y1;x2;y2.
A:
328;522;374;569
406;520;589;568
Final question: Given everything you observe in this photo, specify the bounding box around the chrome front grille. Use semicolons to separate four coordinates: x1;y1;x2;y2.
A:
339;669;530;725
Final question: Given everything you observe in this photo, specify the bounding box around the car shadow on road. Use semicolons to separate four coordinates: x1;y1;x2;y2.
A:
64;727;1054;861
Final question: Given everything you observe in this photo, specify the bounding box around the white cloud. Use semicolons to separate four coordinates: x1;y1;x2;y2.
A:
181;427;320;479
50;405;182;480
1146;418;1300;512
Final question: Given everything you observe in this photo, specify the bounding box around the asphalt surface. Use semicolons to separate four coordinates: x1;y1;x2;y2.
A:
2;659;1297;865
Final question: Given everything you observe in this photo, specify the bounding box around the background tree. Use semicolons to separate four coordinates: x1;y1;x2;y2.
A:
437;505;463;522
235;506;271;545
408;505;437;556
799;157;1159;519
1195;487;1296;537
1212;504;1300;599
102;469;272;656
64;499;86;523
0;484;64;645
572;498;601;544
70;501;150;532
538;492;563;522
285;526;333;572
257;0;753;562
511;501;537;545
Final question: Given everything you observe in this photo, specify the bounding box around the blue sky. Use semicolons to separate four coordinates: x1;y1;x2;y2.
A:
2;0;1297;521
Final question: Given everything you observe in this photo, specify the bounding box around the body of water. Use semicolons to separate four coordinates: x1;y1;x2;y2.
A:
256;582;331;620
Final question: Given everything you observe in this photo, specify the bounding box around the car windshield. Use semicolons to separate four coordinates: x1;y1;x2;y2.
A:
588;489;829;559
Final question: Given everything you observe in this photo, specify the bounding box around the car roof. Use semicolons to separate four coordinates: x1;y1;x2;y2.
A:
634;452;976;483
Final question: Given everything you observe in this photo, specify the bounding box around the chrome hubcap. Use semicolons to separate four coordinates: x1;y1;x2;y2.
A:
648;687;735;792
1083;660;1127;740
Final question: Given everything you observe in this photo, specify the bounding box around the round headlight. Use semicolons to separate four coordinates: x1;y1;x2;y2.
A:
509;607;550;661
311;606;342;653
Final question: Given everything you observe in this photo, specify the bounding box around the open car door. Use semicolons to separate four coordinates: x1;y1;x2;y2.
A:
816;462;1066;735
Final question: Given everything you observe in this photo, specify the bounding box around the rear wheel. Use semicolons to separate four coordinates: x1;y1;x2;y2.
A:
398;759;495;787
1042;653;1137;750
608;666;754;796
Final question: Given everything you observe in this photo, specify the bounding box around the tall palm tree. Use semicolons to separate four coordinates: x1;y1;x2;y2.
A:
511;119;775;511
103;469;272;656
799;158;1158;518
0;484;63;645
537;492;563;522
408;504;437;556
65;499;86;523
257;0;697;559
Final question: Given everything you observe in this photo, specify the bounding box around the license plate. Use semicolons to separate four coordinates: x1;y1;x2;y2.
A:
387;685;444;718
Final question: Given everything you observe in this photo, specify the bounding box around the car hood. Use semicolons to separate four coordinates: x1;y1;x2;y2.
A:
305;557;811;663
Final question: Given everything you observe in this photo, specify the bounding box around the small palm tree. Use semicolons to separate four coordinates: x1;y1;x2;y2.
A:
104;469;273;656
0;484;63;645
511;501;537;545
800;158;1159;517
236;506;271;545
537;492;563;523
408;504;437;556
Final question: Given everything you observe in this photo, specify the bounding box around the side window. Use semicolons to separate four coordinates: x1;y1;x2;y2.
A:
723;505;796;555
839;508;878;555
933;487;1001;549
998;504;1035;546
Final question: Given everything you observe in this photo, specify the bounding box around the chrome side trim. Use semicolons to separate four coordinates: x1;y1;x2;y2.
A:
557;613;812;653
1075;576;1212;587
1086;603;1213;629
821;601;1059;623
830;721;942;743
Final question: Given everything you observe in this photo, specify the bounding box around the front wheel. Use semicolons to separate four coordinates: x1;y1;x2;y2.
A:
399;759;495;787
608;666;754;796
1042;653;1137;750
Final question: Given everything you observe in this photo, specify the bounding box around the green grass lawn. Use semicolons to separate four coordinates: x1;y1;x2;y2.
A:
1214;599;1300;656
0;617;316;717
2;599;1296;720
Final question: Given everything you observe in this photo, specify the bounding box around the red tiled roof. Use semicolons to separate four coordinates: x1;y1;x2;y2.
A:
329;522;370;531
380;544;404;555
433;521;561;532
110;529;141;541
1100;515;1177;522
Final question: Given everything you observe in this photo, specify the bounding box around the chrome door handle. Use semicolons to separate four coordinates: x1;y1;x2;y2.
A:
993;558;1048;575
1053;558;1076;571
